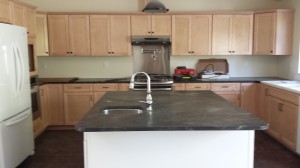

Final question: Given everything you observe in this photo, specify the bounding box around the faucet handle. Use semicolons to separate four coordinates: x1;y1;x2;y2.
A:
129;82;134;89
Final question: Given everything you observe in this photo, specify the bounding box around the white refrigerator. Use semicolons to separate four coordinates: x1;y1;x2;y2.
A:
0;23;34;168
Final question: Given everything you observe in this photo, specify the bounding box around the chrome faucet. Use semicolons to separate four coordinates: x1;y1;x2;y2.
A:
129;72;153;105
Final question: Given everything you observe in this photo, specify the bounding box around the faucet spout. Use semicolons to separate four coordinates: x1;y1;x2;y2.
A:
130;72;153;105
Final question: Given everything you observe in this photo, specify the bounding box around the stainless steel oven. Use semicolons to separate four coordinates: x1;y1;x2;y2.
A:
30;77;41;120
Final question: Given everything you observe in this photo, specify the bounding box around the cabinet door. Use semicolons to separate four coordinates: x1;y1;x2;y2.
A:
172;15;190;55
36;14;49;56
267;96;283;140
253;13;275;55
94;92;106;104
256;84;269;122
231;15;253;55
0;0;11;23
90;15;110;56
12;2;24;27
151;15;171;36
69;15;90;56
48;15;70;56
217;93;240;106
39;85;48;127
46;84;64;125
190;15;212;55
64;92;94;125
110;15;131;56
240;83;256;115
212;15;231;55
281;101;298;150
23;6;36;37
131;15;151;36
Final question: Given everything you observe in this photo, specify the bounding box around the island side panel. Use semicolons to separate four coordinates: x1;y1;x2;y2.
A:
84;131;255;168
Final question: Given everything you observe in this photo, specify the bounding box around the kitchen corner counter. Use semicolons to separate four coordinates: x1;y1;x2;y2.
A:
75;91;268;132
174;77;286;83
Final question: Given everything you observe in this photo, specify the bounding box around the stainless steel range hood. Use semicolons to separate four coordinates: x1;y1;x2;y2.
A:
131;36;171;45
142;0;169;13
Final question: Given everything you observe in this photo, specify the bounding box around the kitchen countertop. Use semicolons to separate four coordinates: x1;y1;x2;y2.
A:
75;91;268;132
38;77;286;84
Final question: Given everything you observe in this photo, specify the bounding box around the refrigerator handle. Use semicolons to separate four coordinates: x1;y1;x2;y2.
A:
16;46;24;92
12;45;20;93
4;108;31;127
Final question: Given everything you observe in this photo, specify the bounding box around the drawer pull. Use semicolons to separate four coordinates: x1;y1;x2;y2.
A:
102;87;110;89
221;86;229;88
74;87;82;89
195;87;202;89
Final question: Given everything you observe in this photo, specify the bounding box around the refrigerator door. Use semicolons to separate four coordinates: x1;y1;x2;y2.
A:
0;108;34;168
0;23;31;121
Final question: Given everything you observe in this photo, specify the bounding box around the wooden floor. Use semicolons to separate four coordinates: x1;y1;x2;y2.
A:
18;130;300;168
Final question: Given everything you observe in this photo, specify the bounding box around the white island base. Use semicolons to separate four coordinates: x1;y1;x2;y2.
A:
84;131;255;168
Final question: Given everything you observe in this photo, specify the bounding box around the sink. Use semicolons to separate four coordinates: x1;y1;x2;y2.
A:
101;106;143;115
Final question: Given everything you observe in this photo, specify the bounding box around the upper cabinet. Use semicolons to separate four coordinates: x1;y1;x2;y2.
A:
48;15;90;56
11;1;36;37
36;13;49;56
131;15;171;36
0;0;12;23
172;15;212;56
90;15;131;56
212;14;253;55
253;9;294;55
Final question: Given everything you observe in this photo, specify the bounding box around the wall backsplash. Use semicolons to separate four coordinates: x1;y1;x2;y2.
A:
38;55;279;78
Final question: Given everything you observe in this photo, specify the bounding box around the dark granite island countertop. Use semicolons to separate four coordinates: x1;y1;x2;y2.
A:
75;91;268;132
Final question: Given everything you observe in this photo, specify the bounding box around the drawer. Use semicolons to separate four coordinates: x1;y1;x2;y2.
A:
64;84;93;92
211;83;240;92
94;83;118;92
172;83;186;91
118;83;130;91
266;86;299;105
186;83;210;91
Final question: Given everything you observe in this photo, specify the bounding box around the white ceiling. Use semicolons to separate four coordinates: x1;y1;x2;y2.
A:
19;0;289;12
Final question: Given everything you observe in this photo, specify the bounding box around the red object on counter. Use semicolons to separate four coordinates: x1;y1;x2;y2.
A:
174;68;196;76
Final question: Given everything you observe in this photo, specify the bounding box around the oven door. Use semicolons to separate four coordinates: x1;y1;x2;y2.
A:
31;85;41;120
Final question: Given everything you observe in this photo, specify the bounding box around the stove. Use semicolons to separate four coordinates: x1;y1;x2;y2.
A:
132;74;173;91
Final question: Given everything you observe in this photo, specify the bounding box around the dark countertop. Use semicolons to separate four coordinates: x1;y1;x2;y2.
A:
75;91;268;132
38;77;286;84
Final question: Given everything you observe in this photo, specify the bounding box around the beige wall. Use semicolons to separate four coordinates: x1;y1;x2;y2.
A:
26;0;294;78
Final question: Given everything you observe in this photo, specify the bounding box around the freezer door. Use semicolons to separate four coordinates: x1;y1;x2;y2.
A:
0;23;31;121
0;108;34;168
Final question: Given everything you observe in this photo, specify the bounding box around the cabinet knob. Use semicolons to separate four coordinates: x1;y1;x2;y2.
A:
270;51;273;53
151;31;154;34
192;51;195;54
111;52;114;54
108;52;111;54
148;31;151;34
46;52;49;54
232;51;235;53
70;52;73;54
67;52;70;54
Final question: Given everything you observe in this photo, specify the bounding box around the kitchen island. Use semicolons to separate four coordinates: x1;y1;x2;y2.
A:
76;91;268;168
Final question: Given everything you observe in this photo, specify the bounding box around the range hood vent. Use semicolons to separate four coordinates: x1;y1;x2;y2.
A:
142;0;169;13
131;36;171;45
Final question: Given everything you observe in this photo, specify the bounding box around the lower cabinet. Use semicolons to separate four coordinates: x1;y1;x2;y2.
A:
44;84;65;125
63;84;94;125
265;85;299;151
240;83;257;115
211;83;241;106
94;83;119;103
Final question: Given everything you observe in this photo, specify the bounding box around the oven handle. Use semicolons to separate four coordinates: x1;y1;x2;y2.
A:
4;108;31;127
132;88;172;91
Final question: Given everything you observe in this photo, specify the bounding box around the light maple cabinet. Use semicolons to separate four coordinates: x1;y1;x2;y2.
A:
33;85;48;137
253;9;294;55
211;83;241;106
265;86;299;151
36;13;49;56
240;83;257;115
0;0;12;23
48;15;90;56
186;83;210;91
131;15;171;36
118;83;130;91
255;84;269;123
172;83;186;91
212;14;253;55
172;15;212;55
90;15;131;56
11;2;36;37
63;84;94;125
93;83;118;104
44;84;64;125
